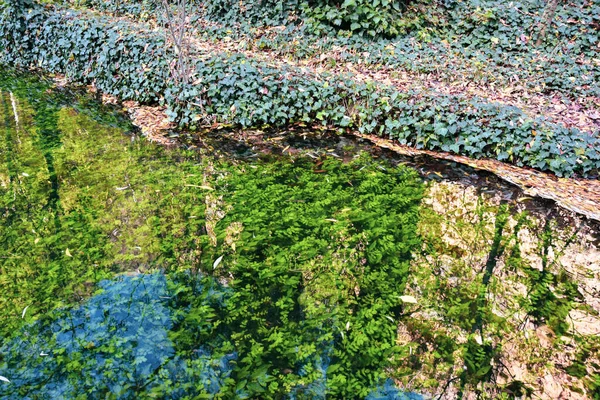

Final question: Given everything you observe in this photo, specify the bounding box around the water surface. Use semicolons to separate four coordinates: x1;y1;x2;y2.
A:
0;70;425;399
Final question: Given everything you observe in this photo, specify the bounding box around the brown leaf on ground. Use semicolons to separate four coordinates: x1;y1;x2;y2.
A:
86;8;600;134
356;132;600;222
183;22;600;134
125;103;177;146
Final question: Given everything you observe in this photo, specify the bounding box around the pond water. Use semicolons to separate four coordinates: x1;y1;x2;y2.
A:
0;71;426;398
1;71;599;399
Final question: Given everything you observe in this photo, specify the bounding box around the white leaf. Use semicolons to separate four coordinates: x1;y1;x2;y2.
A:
0;375;10;383
385;315;395;322
213;255;224;270
22;306;29;319
65;248;72;257
21;172;29;177
399;295;417;304
345;321;350;331
184;184;214;190
40;352;49;356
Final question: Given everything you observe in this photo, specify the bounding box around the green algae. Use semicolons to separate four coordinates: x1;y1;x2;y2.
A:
0;70;427;397
1;70;599;399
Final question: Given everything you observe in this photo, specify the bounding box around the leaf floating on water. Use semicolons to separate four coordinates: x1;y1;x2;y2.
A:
399;295;417;304
65;248;73;257
185;184;214;190
213;255;224;270
21;306;28;319
0;376;10;383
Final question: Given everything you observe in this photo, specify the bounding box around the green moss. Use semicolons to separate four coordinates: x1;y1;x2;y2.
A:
0;72;212;336
1;70;426;397
168;154;424;397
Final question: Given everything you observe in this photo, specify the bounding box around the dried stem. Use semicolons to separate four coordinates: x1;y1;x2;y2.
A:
161;0;192;85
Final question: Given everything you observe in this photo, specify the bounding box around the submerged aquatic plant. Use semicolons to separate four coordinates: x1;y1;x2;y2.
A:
1;71;426;398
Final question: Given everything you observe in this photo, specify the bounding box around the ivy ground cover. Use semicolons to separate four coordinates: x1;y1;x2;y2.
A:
1;1;599;177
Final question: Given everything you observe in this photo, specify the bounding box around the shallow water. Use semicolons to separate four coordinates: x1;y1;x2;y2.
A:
1;71;599;399
0;71;426;399
1;272;429;399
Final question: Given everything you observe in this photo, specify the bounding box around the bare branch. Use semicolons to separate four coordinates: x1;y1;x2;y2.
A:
161;0;191;85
